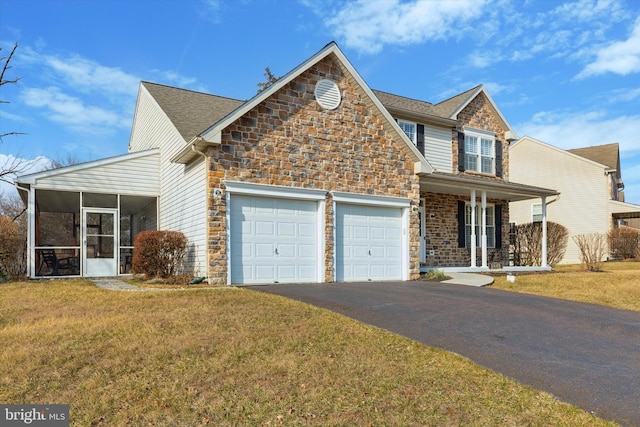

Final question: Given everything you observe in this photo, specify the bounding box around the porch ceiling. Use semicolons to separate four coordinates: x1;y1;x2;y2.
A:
419;172;559;202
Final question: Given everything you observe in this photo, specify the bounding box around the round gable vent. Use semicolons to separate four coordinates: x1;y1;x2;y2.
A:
314;79;341;110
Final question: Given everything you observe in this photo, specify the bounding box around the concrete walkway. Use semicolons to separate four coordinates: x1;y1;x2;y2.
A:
92;278;147;291
442;272;494;287
92;273;494;291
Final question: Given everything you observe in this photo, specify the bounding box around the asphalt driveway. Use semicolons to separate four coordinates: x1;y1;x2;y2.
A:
250;280;640;426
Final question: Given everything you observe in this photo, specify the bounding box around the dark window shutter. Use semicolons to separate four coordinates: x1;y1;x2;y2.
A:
495;204;502;249
457;200;466;248
458;131;466;172
417;124;425;155
495;139;503;177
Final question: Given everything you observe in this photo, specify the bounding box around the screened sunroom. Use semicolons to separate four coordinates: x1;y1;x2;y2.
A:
16;150;160;278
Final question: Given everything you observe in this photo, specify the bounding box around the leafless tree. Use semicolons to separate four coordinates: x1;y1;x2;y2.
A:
1;43;30;188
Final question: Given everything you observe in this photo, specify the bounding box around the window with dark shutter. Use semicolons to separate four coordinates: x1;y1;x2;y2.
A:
495;204;502;249
495;140;503;177
457;132;465;172
457;201;466;247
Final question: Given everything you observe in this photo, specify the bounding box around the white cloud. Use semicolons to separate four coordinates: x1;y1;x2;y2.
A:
577;16;640;78
21;87;130;134
44;55;140;97
324;0;490;54
516;110;640;156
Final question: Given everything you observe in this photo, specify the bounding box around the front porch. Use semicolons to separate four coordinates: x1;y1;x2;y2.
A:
418;172;559;273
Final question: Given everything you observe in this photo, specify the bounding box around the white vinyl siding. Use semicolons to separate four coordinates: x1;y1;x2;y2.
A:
132;84;208;277
509;137;611;264
26;151;160;195
423;124;453;172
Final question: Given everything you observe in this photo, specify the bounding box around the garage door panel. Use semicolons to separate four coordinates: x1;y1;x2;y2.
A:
298;223;316;237
230;195;319;284
255;265;276;281
336;203;403;282
255;221;275;236
277;221;296;236
255;243;275;257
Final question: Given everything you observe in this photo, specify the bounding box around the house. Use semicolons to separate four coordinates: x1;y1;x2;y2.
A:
509;136;640;264
16;42;557;283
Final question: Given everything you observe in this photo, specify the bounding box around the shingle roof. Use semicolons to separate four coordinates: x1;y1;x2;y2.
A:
372;90;439;117
372;85;484;121
568;143;620;170
142;81;244;141
431;85;483;118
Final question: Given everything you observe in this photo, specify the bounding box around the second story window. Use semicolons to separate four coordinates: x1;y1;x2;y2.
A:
398;119;417;145
464;131;495;174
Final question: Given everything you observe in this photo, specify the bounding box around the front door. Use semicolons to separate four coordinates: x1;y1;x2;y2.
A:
84;209;118;277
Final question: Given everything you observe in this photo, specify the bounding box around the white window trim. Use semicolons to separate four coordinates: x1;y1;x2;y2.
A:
465;202;496;248
532;203;543;223
398;119;417;145
464;128;495;175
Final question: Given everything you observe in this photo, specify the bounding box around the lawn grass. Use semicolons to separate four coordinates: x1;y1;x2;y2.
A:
492;261;640;312
0;279;616;426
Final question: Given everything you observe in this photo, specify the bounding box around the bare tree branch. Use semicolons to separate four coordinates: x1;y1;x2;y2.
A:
0;43;20;87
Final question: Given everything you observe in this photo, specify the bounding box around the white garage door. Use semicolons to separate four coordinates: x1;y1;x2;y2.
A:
336;204;403;282
230;195;319;284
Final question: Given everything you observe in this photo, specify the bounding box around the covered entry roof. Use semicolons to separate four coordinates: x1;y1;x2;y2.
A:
420;172;559;202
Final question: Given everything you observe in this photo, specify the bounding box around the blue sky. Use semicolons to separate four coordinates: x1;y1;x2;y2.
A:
1;0;639;202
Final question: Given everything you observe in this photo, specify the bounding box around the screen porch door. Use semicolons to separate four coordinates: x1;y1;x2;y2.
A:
83;209;118;277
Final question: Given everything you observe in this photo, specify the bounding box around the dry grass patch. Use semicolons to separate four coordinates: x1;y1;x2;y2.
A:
493;262;640;312
0;279;616;426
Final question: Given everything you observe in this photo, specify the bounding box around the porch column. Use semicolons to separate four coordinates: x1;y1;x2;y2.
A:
470;190;476;268
541;196;548;268
481;191;488;268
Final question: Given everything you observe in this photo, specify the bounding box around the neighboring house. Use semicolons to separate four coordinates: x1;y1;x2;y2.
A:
16;42;556;283
509;136;640;264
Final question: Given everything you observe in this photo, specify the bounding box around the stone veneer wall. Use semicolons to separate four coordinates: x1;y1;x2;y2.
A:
422;191;509;267
204;55;421;284
452;92;510;182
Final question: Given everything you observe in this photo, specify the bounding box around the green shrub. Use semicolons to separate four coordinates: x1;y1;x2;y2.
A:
132;230;187;279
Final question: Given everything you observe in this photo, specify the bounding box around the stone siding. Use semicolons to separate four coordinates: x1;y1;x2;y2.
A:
452;92;510;182
205;55;421;284
422;191;509;267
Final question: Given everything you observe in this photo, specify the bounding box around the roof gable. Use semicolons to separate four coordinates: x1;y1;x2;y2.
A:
172;42;433;172
568;143;620;172
435;85;517;140
141;82;244;142
512;136;618;171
